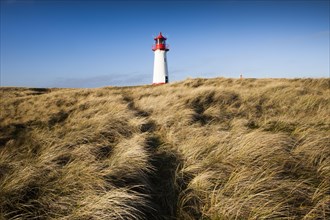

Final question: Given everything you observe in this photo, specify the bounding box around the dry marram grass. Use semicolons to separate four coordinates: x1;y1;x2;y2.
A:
0;78;329;219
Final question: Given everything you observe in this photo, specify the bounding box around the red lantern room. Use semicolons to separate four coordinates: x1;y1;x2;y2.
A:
152;32;169;51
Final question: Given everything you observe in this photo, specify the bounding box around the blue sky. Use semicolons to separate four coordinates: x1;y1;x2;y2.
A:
1;0;329;88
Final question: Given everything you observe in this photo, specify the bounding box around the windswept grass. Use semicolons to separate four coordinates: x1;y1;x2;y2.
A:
0;77;329;219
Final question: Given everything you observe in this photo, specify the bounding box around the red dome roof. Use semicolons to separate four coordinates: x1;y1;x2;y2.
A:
154;32;167;40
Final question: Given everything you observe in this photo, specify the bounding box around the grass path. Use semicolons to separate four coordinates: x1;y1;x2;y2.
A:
122;92;183;219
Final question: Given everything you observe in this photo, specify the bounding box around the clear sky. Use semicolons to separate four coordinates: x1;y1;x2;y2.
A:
1;0;329;88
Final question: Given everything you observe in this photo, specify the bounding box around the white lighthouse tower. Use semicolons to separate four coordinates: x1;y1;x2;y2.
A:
152;32;169;84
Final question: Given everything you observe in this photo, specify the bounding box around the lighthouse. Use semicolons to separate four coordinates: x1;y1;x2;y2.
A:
152;32;169;84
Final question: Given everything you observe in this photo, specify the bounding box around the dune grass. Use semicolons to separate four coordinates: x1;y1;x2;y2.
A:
0;77;329;219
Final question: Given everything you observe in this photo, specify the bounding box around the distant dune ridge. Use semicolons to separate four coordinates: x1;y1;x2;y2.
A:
0;77;329;219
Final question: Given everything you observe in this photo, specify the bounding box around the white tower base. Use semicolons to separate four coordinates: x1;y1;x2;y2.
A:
153;50;168;84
